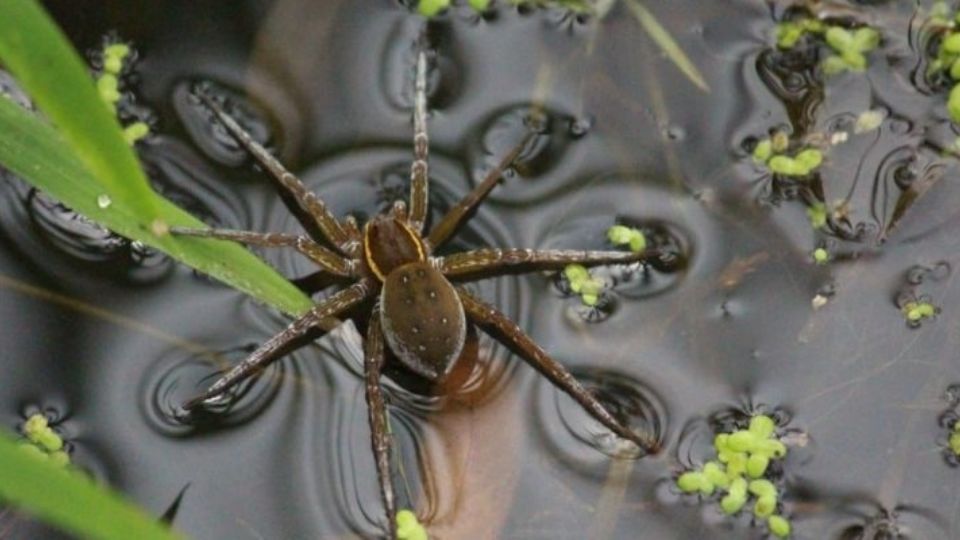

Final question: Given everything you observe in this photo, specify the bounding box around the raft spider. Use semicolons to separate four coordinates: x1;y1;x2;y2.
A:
174;36;659;539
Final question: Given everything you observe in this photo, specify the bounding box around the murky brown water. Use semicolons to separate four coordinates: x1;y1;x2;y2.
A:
2;0;960;538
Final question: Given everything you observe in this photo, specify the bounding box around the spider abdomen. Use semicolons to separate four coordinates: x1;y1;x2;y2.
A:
380;261;466;381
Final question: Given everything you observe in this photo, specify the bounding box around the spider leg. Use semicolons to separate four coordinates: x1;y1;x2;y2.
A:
456;288;659;453
364;306;398;540
437;248;659;281
426;131;536;249
171;227;355;277
196;92;355;255
408;42;430;234
183;282;371;409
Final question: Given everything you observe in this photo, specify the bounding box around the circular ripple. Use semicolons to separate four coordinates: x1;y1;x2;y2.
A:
173;80;275;167
379;19;463;113
139;344;284;437
474;105;580;205
0;175;173;284
544;212;691;312
535;367;666;467
826;502;947;540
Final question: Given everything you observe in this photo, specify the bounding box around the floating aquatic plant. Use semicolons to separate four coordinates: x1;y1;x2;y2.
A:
812;247;829;265
396;509;428;540
752;132;823;178
607;224;647;253
20;414;70;468
821;26;880;74
926;3;960;123
564;263;605;306
415;0;709;92
94;39;150;145
773;13;880;75
901;300;937;325
676;414;792;538
774;17;825;49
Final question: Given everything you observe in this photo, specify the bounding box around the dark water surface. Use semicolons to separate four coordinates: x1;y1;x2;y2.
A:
2;0;960;538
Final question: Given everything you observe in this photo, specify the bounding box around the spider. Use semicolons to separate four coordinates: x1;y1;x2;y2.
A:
174;39;660;539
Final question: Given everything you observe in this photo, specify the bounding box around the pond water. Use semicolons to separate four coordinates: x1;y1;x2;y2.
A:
2;0;960;538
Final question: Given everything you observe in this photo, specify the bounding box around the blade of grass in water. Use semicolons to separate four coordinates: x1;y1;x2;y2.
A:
0;431;184;540
0;96;314;316
0;0;163;227
623;0;710;92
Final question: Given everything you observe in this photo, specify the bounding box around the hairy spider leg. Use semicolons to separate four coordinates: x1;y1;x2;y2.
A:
426;131;536;249
457;288;659;453
170;227;355;277
437;248;659;281
182;283;372;410
197;92;360;256
408;44;430;234
363;308;398;540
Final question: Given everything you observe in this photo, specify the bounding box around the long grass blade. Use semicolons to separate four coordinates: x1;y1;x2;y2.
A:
623;0;710;92
0;0;163;223
0;431;184;540
0;96;314;316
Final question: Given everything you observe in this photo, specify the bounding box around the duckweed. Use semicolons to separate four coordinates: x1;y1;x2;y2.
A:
902;301;937;324
396;509;428;540
813;248;829;265
20;414;70;468
822;26;880;74
752;134;823;177
607;225;647;253
774;18;825;49
807;203;827;229
926;4;960;123
564;264;605;307
95;39;150;145
675;414;793;537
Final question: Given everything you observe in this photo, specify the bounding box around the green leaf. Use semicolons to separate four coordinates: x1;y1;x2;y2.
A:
0;96;314;316
623;0;710;92
0;0;161;226
0;430;183;540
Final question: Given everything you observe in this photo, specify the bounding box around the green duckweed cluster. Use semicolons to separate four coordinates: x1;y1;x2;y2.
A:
564;264;604;306
821;26;881;74
949;421;960;456
927;5;960;123
775;17;880;75
806;202;827;230
775;17;825;49
396;509;428;540
676;414;792;538
902;300;937;325
752;132;823;178
95;41;149;145
812;247;829;265
607;224;647;253
20;414;70;468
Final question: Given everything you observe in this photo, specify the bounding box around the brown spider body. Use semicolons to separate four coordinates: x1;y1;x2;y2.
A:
360;212;467;380
380;261;467;381
175;37;662;539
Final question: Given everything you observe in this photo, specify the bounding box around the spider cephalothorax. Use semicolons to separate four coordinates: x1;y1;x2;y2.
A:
175;37;659;539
